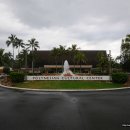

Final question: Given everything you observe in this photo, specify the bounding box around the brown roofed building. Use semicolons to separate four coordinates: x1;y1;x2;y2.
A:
34;50;107;67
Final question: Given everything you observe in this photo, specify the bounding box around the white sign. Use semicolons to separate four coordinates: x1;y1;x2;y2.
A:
26;76;110;81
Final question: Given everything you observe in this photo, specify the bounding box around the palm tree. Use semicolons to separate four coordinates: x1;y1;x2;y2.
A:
58;45;66;71
15;38;25;70
97;52;108;73
51;47;60;73
6;34;17;61
27;38;39;74
68;44;79;73
16;38;25;55
21;46;30;69
75;52;86;73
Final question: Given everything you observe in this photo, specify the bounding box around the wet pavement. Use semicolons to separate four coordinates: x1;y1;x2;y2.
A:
0;86;130;130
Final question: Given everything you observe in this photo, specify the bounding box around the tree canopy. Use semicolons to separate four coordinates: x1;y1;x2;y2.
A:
120;34;130;72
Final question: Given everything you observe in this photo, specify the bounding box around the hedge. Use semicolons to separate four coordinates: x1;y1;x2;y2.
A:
112;72;128;84
10;72;25;83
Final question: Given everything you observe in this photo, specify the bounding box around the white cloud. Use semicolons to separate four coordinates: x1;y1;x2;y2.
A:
0;0;130;58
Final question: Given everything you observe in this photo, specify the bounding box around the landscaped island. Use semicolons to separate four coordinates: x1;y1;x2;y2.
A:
6;60;128;90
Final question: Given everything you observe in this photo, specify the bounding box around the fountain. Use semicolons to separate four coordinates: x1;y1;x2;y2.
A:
27;59;110;81
61;60;75;76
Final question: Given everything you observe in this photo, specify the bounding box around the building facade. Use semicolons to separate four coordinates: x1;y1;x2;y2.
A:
31;50;107;74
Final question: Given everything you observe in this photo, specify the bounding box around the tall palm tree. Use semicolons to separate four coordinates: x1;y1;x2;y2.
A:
6;34;17;61
75;52;86;73
68;44;79;73
58;45;66;71
97;52;108;73
27;38;39;74
15;38;25;70
16;38;25;55
51;47;60;73
21;46;30;69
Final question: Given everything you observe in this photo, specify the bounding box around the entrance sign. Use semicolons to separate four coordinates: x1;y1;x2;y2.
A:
26;76;110;81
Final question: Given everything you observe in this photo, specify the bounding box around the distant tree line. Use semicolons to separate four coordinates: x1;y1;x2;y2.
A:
0;33;130;74
0;34;39;73
120;34;130;72
51;44;86;73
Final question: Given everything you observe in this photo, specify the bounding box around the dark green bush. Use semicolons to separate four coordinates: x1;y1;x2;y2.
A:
112;72;128;84
3;67;10;74
10;72;25;83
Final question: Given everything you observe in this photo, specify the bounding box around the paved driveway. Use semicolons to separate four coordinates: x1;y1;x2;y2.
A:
0;87;130;130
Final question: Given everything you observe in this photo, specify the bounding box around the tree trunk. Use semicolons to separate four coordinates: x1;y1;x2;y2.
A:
80;63;81;73
25;51;27;69
56;62;57;73
32;47;34;75
18;46;20;72
12;46;14;69
62;58;63;72
32;60;34;74
74;60;75;73
55;57;57;73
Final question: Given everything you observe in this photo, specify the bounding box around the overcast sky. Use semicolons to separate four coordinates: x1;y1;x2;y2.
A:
0;0;130;58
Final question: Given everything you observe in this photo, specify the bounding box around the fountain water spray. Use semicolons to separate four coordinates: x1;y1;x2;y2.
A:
61;60;75;76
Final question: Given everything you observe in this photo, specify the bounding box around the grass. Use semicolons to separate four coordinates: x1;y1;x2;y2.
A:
14;81;123;89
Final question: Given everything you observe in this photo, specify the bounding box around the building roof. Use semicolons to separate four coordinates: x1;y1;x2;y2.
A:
34;50;107;68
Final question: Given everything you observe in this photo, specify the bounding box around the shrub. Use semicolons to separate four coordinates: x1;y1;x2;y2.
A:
3;67;10;74
10;72;25;83
112;72;128;84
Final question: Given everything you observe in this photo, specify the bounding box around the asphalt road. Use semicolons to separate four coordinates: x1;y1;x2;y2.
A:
0;87;130;130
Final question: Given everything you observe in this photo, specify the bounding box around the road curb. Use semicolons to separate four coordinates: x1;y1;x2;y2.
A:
0;83;130;92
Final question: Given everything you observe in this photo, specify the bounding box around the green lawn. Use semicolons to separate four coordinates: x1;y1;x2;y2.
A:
14;81;123;89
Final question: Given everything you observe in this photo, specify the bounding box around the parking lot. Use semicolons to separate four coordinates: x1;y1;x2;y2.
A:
0;86;130;130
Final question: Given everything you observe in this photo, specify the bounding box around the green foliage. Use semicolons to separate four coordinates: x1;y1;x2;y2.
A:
91;68;108;75
3;67;10;74
112;72;128;84
91;68;101;75
0;49;13;67
6;34;17;61
39;67;44;73
10;72;25;83
97;52;108;73
26;38;40;73
120;34;130;72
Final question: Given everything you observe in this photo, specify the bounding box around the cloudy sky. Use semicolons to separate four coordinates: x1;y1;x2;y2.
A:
0;0;130;58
